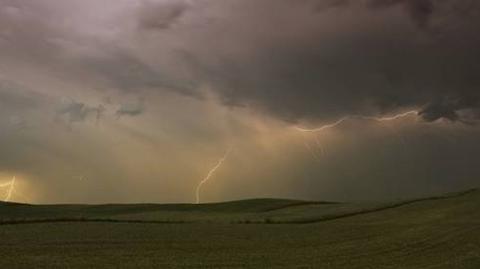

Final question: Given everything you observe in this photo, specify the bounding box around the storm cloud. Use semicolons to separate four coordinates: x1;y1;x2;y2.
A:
137;0;190;30
2;0;479;124
0;0;479;203
149;0;479;123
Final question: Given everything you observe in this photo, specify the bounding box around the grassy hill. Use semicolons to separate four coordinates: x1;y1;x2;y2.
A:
0;189;479;268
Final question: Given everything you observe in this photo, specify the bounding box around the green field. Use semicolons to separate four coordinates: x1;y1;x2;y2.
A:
0;189;479;268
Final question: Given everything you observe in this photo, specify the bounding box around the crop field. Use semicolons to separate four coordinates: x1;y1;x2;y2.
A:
0;189;479;268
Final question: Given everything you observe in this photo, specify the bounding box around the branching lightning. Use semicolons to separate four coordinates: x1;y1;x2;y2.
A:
301;133;323;160
195;148;232;204
295;110;419;158
294;110;419;133
295;116;351;133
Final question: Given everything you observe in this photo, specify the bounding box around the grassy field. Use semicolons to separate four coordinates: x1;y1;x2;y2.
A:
0;189;479;268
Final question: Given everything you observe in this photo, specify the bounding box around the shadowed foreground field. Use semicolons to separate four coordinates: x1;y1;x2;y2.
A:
0;190;479;268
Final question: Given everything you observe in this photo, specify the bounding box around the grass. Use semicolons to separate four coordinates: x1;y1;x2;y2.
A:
0;189;479;268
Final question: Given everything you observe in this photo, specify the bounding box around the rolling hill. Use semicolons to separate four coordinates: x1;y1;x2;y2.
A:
0;189;479;268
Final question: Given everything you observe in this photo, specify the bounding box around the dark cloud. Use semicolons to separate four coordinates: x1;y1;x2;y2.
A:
419;96;480;123
368;0;435;27
2;0;479;125
56;98;104;124
137;0;480;124
137;1;189;30
115;98;145;117
419;100;461;122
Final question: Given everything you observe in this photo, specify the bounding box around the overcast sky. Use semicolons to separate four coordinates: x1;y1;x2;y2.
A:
0;0;479;203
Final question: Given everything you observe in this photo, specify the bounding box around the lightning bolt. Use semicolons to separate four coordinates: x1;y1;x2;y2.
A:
195;148;232;204
295;116;350;133
295;110;418;159
301;133;323;160
295;110;419;133
0;176;16;202
370;110;419;122
313;134;326;157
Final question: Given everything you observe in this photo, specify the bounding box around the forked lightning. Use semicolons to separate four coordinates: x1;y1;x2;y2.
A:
295;110;419;158
294;110;419;133
195;148;232;204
